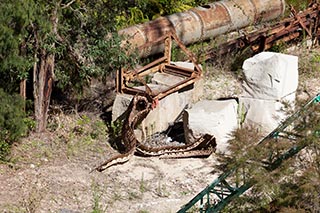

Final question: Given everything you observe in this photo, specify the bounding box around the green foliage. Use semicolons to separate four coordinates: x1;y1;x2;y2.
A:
61;115;107;157
298;49;320;79
106;118;125;152
85;33;139;73
108;120;123;140
269;41;287;53
286;0;309;12
52;1;141;94
23;117;36;132
0;0;140;96
0;1;37;92
310;52;320;75
90;120;107;140
71;115;107;142
221;100;320;212
0;0;59;87
91;183;106;213
0;89;27;161
116;7;149;28
116;0;212;28
283;0;311;18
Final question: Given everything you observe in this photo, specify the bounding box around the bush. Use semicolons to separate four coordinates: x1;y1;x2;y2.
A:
0;89;27;161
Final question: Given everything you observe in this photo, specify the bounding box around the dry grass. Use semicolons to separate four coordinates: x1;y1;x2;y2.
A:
9;112;110;169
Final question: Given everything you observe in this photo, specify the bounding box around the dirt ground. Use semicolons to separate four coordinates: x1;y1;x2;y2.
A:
0;147;221;212
0;45;319;213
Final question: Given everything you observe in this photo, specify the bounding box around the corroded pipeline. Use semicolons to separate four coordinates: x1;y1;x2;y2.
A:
119;0;285;58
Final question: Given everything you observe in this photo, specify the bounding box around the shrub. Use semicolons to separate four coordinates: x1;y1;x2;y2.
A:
0;89;27;161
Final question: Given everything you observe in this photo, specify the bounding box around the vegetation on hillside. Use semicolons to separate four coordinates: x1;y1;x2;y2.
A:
0;89;28;161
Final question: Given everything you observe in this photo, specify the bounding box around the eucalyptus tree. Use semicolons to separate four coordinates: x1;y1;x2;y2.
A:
0;0;136;132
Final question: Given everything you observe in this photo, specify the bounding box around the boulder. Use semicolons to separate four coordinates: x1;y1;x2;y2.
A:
183;99;239;153
242;52;298;100
112;93;132;122
239;94;295;135
240;52;298;135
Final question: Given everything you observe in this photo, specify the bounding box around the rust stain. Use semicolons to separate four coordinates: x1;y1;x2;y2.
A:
119;0;285;58
142;17;174;43
193;4;231;31
205;3;320;61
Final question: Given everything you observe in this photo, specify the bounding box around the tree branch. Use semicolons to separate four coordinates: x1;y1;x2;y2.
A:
61;0;76;9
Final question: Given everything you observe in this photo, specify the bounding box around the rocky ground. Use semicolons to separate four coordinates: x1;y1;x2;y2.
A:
0;45;319;213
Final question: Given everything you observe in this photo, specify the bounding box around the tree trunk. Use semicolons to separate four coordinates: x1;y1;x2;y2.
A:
33;50;55;132
20;79;26;111
33;2;60;132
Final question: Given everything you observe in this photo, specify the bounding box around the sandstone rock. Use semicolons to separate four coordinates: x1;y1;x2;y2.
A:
152;72;185;86
111;93;132;122
142;91;189;136
183;99;238;153
240;52;298;135
242;52;298;100
239;95;294;135
170;61;200;70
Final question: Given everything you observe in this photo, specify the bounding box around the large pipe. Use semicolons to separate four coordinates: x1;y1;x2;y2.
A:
119;0;285;58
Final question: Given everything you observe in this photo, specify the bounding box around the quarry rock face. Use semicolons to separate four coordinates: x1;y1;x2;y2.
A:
240;52;298;134
183;99;238;153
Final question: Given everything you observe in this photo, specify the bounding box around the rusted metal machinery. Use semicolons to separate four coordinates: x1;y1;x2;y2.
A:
119;0;285;58
206;2;320;60
116;31;202;101
97;31;216;172
94;95;216;172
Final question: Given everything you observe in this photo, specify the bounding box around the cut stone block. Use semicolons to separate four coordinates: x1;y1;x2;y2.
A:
142;92;188;136
152;72;185;87
170;61;200;70
242;52;298;100
239;94;295;135
112;93;132;122
112;78;203;137
183;99;239;153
